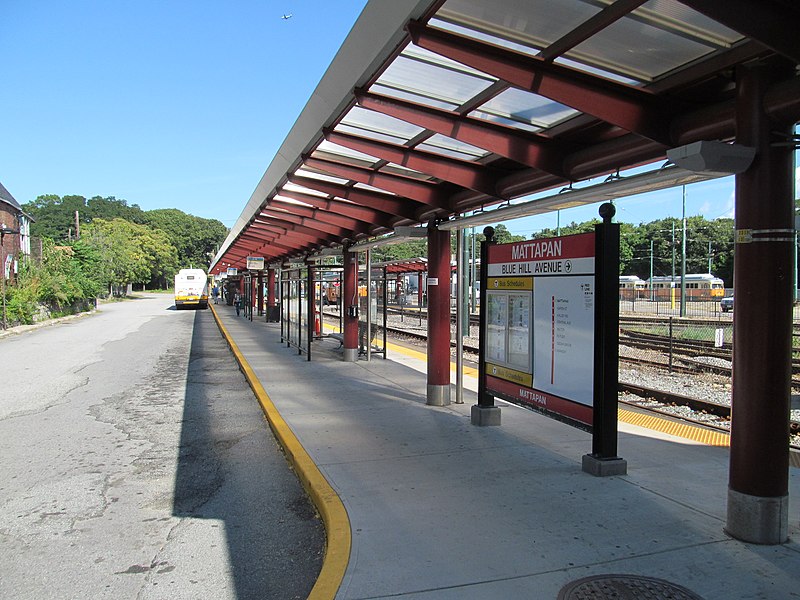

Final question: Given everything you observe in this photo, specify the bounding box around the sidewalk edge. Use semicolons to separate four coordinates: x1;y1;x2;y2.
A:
210;305;351;600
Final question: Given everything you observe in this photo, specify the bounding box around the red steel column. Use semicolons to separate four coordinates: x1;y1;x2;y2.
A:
257;272;264;316
343;245;359;362
266;268;278;322
417;273;423;307
267;269;276;307
727;62;794;544
427;224;451;405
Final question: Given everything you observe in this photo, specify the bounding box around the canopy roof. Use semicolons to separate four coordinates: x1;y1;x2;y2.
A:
211;0;800;274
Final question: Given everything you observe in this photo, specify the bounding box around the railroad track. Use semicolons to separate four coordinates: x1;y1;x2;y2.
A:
325;313;800;452
620;382;800;456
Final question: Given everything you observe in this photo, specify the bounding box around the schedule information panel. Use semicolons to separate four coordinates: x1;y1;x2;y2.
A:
484;232;595;430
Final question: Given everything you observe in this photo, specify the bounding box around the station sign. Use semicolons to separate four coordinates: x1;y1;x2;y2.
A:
483;232;595;430
246;256;265;271
226;267;238;276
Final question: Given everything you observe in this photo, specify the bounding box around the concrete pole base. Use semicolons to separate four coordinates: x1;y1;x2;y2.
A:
427;384;450;406
343;348;358;362
582;454;627;477
471;404;501;426
725;488;788;544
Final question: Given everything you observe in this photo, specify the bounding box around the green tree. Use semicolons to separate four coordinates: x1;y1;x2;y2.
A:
142;209;228;268
82;218;178;292
23;194;146;240
6;239;103;324
86;196;145;223
23;194;87;240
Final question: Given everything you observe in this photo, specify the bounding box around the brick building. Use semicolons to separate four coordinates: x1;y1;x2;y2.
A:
0;182;33;281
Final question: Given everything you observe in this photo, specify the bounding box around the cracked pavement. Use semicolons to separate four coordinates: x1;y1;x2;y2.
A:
0;295;324;599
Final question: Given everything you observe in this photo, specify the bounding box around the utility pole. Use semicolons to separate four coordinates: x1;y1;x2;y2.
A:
708;241;712;273
671;221;676;280
650;239;654;301
75;210;80;240
680;185;687;317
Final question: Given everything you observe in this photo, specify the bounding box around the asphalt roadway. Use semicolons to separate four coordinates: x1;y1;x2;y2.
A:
0;294;324;599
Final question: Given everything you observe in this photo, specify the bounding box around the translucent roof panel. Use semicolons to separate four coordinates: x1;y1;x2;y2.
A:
353;182;398;194
272;194;320;206
368;83;459;111
466;111;542;133
381;163;435;181
554;56;640;86
373;44;496;109
471;87;580;130
402;44;492;78
314;140;381;165
435;0;601;55
294;168;350;186
281;182;329;198
417;134;490;161
632;0;744;47
338;106;425;144
566;0;745;81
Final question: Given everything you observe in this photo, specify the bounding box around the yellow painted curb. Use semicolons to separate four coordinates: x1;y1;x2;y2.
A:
210;306;350;599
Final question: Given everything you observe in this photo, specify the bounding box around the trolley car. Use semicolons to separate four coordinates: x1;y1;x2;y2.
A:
646;274;725;301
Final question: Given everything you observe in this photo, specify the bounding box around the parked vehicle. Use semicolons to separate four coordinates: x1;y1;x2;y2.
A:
174;268;209;309
721;296;734;312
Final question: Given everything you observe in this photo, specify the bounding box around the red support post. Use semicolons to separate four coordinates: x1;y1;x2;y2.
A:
343;245;359;362
426;224;451;406
257;272;264;317
726;62;794;544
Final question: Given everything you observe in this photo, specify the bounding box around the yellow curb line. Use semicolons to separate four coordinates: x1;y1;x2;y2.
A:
211;306;350;600
323;323;480;378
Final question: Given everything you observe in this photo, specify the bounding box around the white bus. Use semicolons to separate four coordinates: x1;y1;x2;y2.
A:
174;268;209;309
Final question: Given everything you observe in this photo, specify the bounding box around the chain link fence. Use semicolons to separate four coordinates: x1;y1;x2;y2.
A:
619;315;735;373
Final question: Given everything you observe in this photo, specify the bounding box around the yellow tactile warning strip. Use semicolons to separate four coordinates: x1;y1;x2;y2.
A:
211;307;350;600
335;325;800;468
368;325;734;448
618;408;730;446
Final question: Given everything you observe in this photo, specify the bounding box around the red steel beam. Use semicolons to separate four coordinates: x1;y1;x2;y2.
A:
249;224;321;246
270;196;379;232
355;90;567;177
288;175;420;220
264;200;317;219
679;0;800;64
407;21;674;145
324;129;506;198
537;0;647;61
259;208;347;237
253;216;334;242
303;156;451;209
240;233;295;251
277;190;396;234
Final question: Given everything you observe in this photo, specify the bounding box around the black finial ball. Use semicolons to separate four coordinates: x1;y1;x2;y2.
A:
599;202;616;220
483;226;495;241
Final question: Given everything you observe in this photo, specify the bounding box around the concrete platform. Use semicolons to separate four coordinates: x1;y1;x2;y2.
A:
214;306;800;600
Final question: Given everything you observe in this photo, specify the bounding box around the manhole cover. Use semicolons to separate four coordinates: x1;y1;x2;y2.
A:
558;574;704;600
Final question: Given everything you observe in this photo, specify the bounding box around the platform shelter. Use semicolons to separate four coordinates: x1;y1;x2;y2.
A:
210;0;800;544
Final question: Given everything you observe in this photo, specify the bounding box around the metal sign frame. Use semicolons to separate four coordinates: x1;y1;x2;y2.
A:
478;204;623;471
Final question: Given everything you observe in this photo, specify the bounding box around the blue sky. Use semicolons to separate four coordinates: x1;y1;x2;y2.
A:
505;172;737;238
0;1;793;238
1;0;369;227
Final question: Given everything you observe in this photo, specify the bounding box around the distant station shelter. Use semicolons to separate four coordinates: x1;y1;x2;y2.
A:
210;1;800;545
